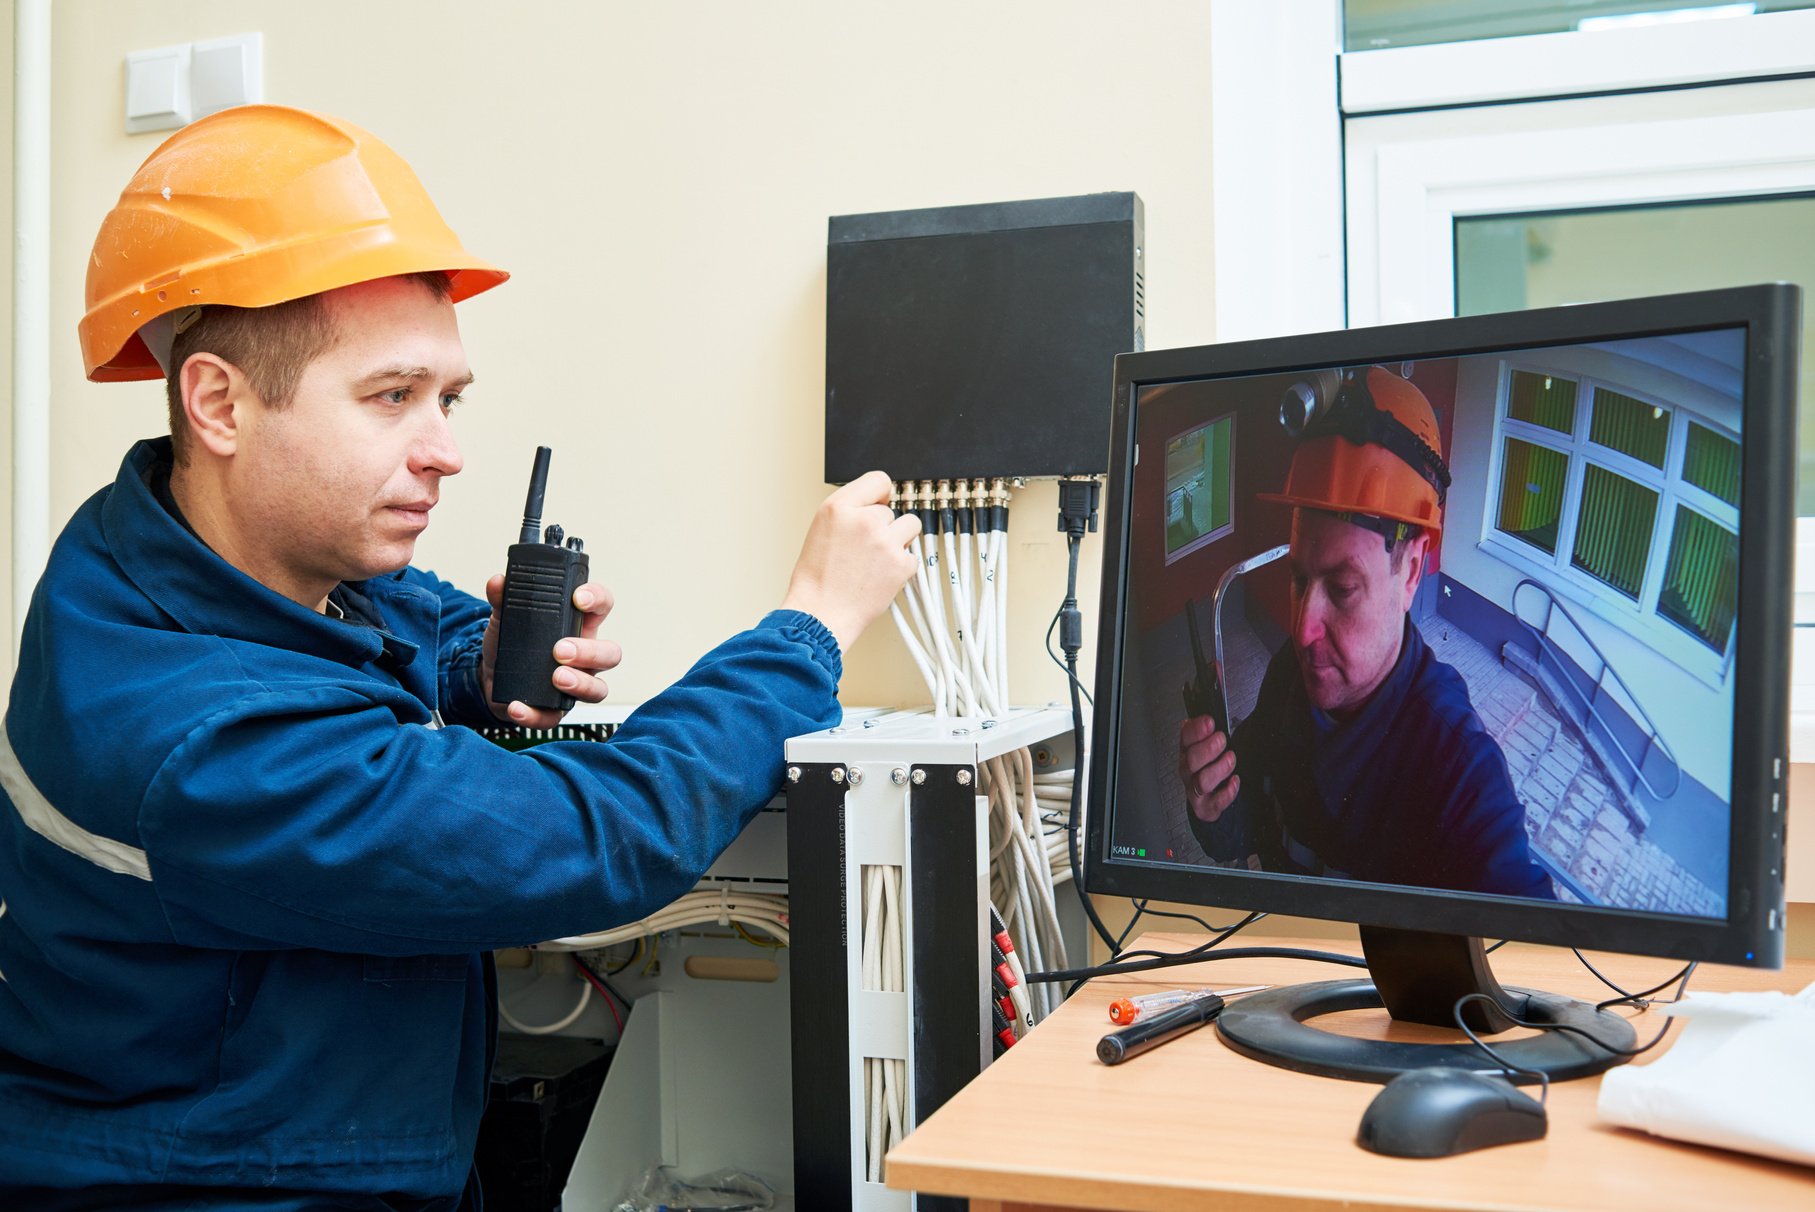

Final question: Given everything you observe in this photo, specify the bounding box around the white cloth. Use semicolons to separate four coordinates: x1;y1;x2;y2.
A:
1597;980;1815;1167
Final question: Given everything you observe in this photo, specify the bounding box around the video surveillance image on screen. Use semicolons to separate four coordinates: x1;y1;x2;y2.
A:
1110;329;1744;919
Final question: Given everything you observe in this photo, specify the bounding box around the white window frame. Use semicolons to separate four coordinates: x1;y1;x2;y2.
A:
1210;1;1815;757
1341;8;1815;113
1481;359;1740;686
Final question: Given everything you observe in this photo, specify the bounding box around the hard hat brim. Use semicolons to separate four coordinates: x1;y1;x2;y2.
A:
1256;489;1443;536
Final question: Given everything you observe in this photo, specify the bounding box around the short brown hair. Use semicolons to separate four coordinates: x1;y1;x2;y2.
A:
163;270;453;465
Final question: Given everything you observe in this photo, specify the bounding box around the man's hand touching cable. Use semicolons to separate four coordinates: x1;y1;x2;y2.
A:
780;470;922;657
481;577;623;727
1179;714;1241;823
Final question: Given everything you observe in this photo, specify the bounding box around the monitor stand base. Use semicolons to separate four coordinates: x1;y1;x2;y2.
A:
1214;926;1637;1083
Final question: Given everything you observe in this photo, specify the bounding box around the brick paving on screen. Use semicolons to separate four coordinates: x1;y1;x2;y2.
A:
1420;619;1722;916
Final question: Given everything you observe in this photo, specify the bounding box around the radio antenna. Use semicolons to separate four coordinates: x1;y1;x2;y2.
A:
519;446;552;544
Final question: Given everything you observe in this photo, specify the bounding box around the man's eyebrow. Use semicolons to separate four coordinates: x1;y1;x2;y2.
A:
1289;555;1368;579
355;366;476;391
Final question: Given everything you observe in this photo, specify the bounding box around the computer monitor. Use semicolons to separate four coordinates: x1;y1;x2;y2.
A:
1084;284;1797;1081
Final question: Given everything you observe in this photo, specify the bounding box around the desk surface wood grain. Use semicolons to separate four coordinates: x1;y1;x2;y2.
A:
885;934;1815;1212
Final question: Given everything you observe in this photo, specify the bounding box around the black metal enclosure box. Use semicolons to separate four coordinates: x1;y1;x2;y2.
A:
825;192;1144;483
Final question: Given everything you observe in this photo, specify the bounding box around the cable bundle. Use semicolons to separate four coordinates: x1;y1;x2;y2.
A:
538;884;790;952
860;864;908;1182
982;750;1071;1021
889;477;1077;1024
989;906;1033;1047
891;478;1012;719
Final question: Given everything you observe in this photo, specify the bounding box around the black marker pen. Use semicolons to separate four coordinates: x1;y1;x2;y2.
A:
1096;992;1228;1065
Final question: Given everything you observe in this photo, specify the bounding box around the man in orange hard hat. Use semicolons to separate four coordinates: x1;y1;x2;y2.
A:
1178;367;1555;899
0;105;919;1208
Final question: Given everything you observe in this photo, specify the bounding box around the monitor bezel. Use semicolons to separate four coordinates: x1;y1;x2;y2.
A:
1084;284;1798;968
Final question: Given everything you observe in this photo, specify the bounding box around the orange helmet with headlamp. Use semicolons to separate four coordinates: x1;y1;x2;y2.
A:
1258;366;1450;540
79;104;507;382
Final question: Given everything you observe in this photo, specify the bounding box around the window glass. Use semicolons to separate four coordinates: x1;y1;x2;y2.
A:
1455;193;1815;512
1343;0;1814;52
1573;464;1660;599
1660;505;1741;652
1508;369;1577;433
1683;421;1742;506
1590;387;1670;468
1497;437;1568;553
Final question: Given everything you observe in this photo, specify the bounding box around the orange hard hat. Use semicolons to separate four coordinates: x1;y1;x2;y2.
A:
80;104;508;382
1258;366;1448;535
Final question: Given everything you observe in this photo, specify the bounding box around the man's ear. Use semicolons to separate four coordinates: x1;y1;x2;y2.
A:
1399;529;1431;609
178;352;248;458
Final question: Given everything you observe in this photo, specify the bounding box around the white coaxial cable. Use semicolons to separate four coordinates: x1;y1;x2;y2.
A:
881;866;907;1141
896;540;940;659
912;532;969;716
977;515;1007;710
917;531;974;716
1016;746;1068;983
500;976;592;1036
862;865;890;1182
900;545;949;714
890;602;940;705
993;516;1010;706
973;524;998;705
942;528;979;714
947;529;999;717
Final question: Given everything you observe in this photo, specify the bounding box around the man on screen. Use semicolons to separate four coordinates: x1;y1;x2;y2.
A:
1178;367;1556;899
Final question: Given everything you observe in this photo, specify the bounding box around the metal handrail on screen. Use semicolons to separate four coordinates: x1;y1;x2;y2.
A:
1509;578;1682;802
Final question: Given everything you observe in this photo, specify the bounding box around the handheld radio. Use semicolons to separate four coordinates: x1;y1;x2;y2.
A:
491;446;589;713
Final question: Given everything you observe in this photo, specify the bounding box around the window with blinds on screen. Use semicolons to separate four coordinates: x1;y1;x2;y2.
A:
1489;359;1741;664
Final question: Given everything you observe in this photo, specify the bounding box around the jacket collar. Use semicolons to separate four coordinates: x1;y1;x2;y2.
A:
1297;615;1423;804
103;438;423;671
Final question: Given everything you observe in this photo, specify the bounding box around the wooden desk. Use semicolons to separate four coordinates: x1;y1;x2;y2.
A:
886;934;1815;1212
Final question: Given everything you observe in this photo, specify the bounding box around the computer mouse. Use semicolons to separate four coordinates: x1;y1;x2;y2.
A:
1356;1067;1547;1158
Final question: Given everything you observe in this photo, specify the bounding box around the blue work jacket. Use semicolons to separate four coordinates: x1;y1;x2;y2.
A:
0;438;842;1207
1193;618;1556;899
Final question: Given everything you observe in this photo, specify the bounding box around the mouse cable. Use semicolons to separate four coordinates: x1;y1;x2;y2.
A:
1451;963;1700;1080
1572;951;1699;1012
1453;992;1552;1107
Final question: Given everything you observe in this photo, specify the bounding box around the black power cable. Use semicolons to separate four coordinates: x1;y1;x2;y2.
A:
1053;480;1120;958
1028;909;1371;997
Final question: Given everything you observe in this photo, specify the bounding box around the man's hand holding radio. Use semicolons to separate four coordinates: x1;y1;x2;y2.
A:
482;576;622;727
1179;713;1241;823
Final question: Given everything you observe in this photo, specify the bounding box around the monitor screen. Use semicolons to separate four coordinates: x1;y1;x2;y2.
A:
1085;285;1796;970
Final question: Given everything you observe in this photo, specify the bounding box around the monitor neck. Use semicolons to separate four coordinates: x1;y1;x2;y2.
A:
1360;924;1520;1034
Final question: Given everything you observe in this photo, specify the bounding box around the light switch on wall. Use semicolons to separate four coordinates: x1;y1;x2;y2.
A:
125;44;191;135
125;32;262;135
191;33;263;120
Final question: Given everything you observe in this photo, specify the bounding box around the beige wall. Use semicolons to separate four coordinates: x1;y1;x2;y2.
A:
33;0;1218;707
